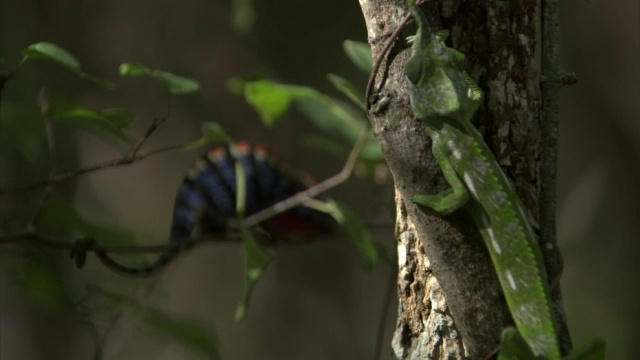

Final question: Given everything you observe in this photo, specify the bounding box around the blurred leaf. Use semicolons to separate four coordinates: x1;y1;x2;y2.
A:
226;77;245;95
38;195;139;247
181;136;210;151
343;40;373;74
235;226;270;321
300;134;350;159
201;122;231;142
324;200;378;271
119;62;200;95
140;307;221;360
22;42;115;88
231;0;256;34
23;42;80;70
242;80;316;126
294;96;366;143
361;132;384;161
238;79;383;161
0;99;47;162
327;73;365;111
20;261;71;312
50;103;135;148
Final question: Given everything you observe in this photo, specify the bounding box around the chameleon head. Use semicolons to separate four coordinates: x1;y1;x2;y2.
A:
404;0;483;122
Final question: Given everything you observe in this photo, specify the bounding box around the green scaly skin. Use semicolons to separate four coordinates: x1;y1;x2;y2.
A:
403;1;606;359
404;0;559;357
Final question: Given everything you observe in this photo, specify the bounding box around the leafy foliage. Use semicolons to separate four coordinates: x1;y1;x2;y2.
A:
23;42;114;88
120;62;200;95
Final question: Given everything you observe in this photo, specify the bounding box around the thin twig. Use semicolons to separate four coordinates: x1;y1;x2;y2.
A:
0;93;177;195
0;143;191;195
243;128;370;228
541;0;572;354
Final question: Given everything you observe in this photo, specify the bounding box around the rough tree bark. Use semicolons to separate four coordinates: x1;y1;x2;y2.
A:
358;0;568;358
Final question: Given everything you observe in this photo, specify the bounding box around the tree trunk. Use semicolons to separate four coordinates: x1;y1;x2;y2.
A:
359;0;566;358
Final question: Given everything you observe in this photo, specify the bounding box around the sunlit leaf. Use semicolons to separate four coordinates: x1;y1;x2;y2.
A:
140;307;221;360
235;226;270;321
242;80;316;126
327;73;365;111
343;40;373;74
119;62;200;95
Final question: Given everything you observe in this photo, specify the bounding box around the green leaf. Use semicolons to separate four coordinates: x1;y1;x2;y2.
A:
119;62;200;95
201;122;232;142
50;103;135;148
327;73;365;111
180;136;210;151
323;200;378;271
152;70;200;94
238;79;383;162
140;307;221;360
242;80;316;126
343;40;373;74
23;42;80;70
299;134;350;160
294;96;366;143
22;42;115;88
235;226;271;321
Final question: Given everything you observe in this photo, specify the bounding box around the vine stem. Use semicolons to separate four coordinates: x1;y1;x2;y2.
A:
541;0;574;354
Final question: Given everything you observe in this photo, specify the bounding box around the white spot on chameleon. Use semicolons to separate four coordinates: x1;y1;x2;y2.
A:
488;228;502;255
446;140;463;160
481;214;502;255
505;270;517;290
463;173;479;201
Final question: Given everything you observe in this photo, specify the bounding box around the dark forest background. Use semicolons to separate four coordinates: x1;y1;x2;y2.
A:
0;1;638;359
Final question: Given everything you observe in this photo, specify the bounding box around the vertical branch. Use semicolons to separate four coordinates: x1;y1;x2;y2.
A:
541;0;573;354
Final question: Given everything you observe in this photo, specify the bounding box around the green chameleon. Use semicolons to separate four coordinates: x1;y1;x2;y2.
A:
403;0;605;358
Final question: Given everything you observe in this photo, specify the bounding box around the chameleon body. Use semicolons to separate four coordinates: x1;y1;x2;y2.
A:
97;141;336;275
403;0;560;358
404;1;606;359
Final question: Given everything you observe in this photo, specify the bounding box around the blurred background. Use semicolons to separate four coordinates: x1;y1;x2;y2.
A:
0;0;637;359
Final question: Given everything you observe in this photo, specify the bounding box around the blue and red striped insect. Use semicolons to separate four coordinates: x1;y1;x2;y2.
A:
96;141;336;275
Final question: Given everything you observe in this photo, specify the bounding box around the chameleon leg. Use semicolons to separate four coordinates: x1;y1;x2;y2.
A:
412;144;469;215
497;327;537;360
